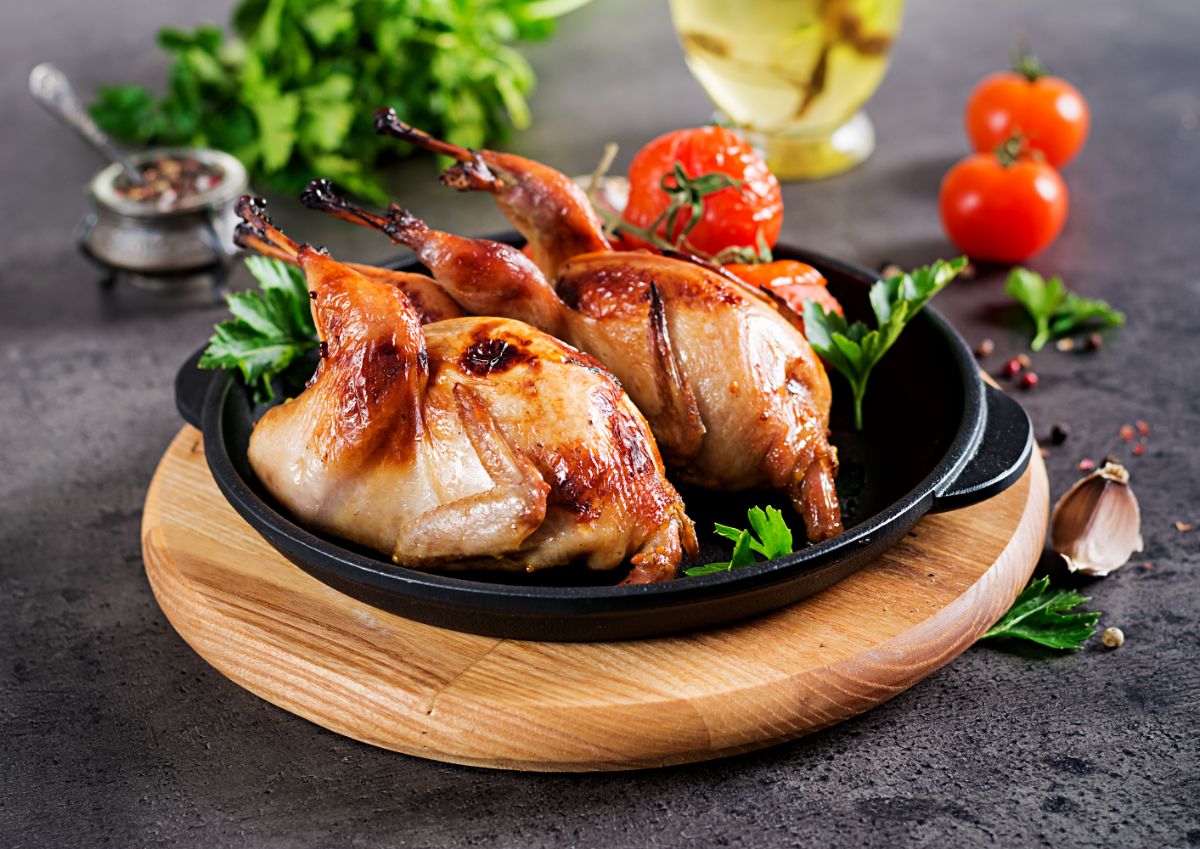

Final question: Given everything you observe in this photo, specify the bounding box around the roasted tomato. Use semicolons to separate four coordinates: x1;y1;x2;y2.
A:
965;53;1090;167
939;139;1068;263
727;260;844;328
623;126;783;257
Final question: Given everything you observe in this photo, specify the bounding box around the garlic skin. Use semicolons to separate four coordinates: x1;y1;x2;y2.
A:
1050;461;1143;576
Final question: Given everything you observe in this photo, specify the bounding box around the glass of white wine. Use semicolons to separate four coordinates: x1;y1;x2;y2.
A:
670;0;905;180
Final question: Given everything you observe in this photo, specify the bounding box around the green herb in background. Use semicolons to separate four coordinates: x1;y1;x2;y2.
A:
1005;268;1125;351
198;256;318;402
89;0;592;204
804;257;967;430
977;576;1101;650
684;506;794;577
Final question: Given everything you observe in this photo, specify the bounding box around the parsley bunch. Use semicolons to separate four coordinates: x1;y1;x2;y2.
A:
804;258;967;429
198;256;318;402
1005;268;1125;351
89;0;591;204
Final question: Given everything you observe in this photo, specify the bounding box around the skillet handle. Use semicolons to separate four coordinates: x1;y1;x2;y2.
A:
174;347;210;430
931;384;1033;512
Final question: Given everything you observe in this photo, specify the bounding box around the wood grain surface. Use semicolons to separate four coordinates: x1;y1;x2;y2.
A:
141;425;1047;772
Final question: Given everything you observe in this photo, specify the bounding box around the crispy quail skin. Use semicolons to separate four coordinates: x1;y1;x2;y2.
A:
307;120;844;542
236;199;696;583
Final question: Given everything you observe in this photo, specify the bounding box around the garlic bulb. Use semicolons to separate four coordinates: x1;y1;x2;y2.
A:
1050;461;1143;576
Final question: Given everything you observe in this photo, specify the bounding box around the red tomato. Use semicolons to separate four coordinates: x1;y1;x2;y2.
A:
726;260;843;326
965;70;1090;167
939;147;1068;263
623;127;783;256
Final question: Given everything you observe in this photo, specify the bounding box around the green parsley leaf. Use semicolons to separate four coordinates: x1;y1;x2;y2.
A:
90;84;161;143
1005;268;1125;351
198;257;318;402
804;257;967;429
745;506;793;559
977;576;1101;650
250;86;301;172
684;506;795;577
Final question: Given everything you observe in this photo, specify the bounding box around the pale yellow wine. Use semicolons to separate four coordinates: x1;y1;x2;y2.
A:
670;0;904;136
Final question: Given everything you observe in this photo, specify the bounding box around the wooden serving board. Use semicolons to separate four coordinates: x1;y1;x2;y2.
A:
142;426;1047;771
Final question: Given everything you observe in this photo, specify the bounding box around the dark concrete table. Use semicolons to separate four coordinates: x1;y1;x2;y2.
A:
3;1;1197;846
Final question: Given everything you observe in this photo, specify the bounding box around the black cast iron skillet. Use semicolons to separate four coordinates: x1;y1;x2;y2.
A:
175;239;1032;641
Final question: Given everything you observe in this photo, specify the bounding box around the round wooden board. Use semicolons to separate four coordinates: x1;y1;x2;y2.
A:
142;426;1047;772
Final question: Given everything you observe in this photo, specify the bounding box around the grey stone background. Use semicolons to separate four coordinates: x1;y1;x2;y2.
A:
2;0;1197;846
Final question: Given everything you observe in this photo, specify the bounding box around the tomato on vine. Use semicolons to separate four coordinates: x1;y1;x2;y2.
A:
965;46;1090;168
940;136;1068;263
621;126;783;258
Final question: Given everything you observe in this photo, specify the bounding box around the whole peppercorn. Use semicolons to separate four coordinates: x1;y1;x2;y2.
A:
1002;358;1022;378
1016;353;1033;369
1086;332;1104;351
975;338;995;359
1101;626;1125;648
1050;422;1070;444
1019;371;1039;389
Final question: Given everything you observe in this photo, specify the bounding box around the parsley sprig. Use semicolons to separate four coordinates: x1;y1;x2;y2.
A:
684;506;794;576
1005;268;1125;351
804;258;967;429
978;576;1101;650
198;256;318;402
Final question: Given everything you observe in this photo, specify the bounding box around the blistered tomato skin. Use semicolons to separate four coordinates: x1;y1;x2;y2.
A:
965;71;1090;168
939;152;1069;263
623;126;783;256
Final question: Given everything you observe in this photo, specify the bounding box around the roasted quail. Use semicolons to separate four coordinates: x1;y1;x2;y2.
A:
235;197;696;583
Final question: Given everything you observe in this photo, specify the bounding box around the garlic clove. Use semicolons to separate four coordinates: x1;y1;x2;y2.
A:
1050;461;1143;576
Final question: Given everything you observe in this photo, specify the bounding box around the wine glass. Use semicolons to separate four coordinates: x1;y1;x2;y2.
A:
669;0;905;180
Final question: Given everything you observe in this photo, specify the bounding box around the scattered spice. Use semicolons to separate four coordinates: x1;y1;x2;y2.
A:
975;338;995;358
1132;443;1146;456
1085;332;1104;351
1040;447;1050;458
959;262;977;280
1002;357;1022;378
1176;521;1196;533
1055;337;1076;352
1078;457;1097;471
1019;371;1039;389
1119;424;1135;442
113;154;224;212
1101;626;1125;649
878;262;903;279
1016;353;1032;369
1050;422;1070;444
1136;420;1151;436
1050;460;1143;577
